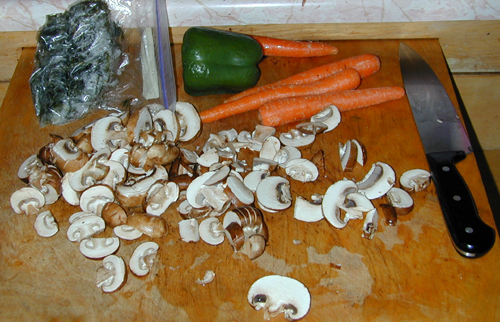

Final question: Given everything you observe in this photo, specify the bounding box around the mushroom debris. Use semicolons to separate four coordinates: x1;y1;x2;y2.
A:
10;100;429;300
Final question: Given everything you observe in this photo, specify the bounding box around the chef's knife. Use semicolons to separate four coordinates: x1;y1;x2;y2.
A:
399;42;495;258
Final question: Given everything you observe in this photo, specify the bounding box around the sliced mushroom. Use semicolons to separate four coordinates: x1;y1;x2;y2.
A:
116;166;169;208
285;158;318;182
352;139;367;166
67;148;111;192
240;234;267;260
51;138;90;173
126;106;154;147
18;154;44;183
185;171;216;209
321;179;358;228
243;170;269;192
199;217;225;245
380;204;398;226
385;187;414;216
10;187;45;215
362;208;379;240
225;175;255;206
400;169;431;192
96;255;126;293
196;270;215;285
79;184;115;216
113;225;143;240
129;241;159;276
357;162;396;199
145;180;180;216
152;108;180;143
310;105;341;132
339;140;358;172
273;146;301;167
178;218;200;243
256;176;292;211
80;237;120;259
101;202;128;227
34;210;58;237
251;125;276;151
293;196;324;222
67;215;106;242
28;165;62;205
61;173;80;206
295;121;328;135
247;275;311;321
175;102;201;142
259;136;281;161
91;115;128;151
197;148;220;168
279;129;315;148
126;212;168;238
341;192;375;221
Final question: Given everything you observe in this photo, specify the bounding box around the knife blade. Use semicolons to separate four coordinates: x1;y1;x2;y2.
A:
399;42;495;258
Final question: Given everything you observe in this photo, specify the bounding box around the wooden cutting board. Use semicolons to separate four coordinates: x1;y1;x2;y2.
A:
0;39;499;322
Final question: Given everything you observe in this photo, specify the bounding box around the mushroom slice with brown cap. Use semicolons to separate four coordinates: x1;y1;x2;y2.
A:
10;187;45;215
256;176;292;211
247;275;311;321
295;121;328;135
80;237;120;259
100;160;127;190
18;154;44;183
199;217;225;245
321;179;358;228
96;255;126;293
341;192;375;221
352;139;367;166
145;180;180;216
362;208;379;240
400;169;431;192
51;138;90;174
153;109;179;143
28;165;62;205
293;196;324;222
310;105;341;132
225;175;255;206
339;140;358;172
279;129;315;148
61;173;80;206
175;102;201;142
223;206;269;242
385;187;414;216
259;136;281;161
102;202;128;228
273;146;301;167
34;210;58;237
127;106;154;147
129;241;159;276
178;218;200;243
357;162;396;200
91;115;128;152
113;225;143;240
68;148;112;192
240;234;267;260
127;212;168;238
285;158;318;182
116;167;169;208
80;185;115;216
67;215;106;242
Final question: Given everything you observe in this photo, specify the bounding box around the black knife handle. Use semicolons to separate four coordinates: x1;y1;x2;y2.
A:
427;151;495;258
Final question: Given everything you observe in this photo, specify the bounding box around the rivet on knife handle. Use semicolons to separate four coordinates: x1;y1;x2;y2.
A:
427;151;495;258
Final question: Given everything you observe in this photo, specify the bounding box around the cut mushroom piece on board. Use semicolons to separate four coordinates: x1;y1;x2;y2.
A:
247;275;311;321
101;202;128;228
67;215;106;242
256;176;292;211
293;196;324;222
362;208;379;240
80;185;115;216
339;140;358;172
80;237;120;259
251;125;277;151
129;241;159;276
400;169;431;192
176;102;202;142
61;173;80;206
197;148;219;168
341;192;375;221
225;175;255;206
321;179;358;229
18;154;44;183
96;255;126;293
243;170;270;192
357;162;396;200
185;171;216;209
285;158;319;182
273;146;301;168
310;105;341;132
259;136;281;161
385;187;414;216
113;225;143;240
10;187;45;215
51;138;90;173
34;210;58;237
145;180;180;216
126;212;168;238
279;129;315;148
199;217;225;245
153;109;180;143
179;218;200;243
352;139;367;166
127;106;154;147
196;270;216;285
91;115;128;152
295;121;328;136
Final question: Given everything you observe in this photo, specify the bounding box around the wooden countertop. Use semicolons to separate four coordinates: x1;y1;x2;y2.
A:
0;39;499;321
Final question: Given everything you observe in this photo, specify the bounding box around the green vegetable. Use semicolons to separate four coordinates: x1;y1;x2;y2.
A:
182;27;263;96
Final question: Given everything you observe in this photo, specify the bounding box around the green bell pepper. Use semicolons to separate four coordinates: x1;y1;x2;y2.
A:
182;27;263;96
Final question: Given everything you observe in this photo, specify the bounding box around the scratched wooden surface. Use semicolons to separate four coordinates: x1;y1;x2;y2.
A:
0;39;498;322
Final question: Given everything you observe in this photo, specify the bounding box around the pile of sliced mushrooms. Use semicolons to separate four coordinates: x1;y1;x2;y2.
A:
10;101;431;320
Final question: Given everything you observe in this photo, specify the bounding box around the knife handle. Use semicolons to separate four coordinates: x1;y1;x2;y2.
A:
427;151;495;258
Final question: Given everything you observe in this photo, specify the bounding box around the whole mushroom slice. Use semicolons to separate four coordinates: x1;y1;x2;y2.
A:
10;187;45;216
321;179;358;229
68;148;112;192
357;162;396;200
67;215;106;242
145;180;180;216
34;210;58;237
285;158;319;182
129;241;159;276
243;170;270;192
279;129;315;149
400;169;431;192
91;115;128;152
273;146;301;168
310;105;341;132
251;125;277;151
18;154;44;183
153;109;180;143
96;255;126;293
80;184;115;216
247;275;311;321
114;225;143;240
185;171;217;209
29;165;62;205
385;187;414;216
256;176;292;211
178;218;200;243
51;138;90;173
61;173;80;206
80;237;120;259
199;217;225;245
196;148;220;168
341;192;375;221
293;196;324;222
175;102;202;142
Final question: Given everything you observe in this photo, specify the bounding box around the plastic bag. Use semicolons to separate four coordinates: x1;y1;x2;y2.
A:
30;0;176;126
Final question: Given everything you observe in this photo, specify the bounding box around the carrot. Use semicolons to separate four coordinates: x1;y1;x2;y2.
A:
200;68;361;124
251;35;338;57
225;54;381;103
259;86;406;127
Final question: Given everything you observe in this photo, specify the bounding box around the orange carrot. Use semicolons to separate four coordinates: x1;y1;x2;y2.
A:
200;68;361;124
259;86;406;127
225;54;381;102
251;35;338;57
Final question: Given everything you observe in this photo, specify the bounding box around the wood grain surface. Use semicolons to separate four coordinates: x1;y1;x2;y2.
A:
0;39;498;322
